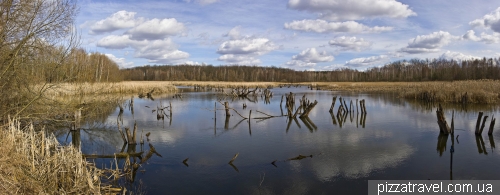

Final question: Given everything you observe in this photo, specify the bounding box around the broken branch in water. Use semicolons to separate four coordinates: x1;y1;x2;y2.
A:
287;154;313;161
228;153;239;164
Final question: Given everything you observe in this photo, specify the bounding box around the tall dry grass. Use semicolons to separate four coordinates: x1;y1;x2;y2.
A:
303;80;500;103
43;81;178;97
0;119;120;194
399;80;500;103
170;81;280;88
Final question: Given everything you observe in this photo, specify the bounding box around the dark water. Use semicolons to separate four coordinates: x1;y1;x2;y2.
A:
58;86;500;194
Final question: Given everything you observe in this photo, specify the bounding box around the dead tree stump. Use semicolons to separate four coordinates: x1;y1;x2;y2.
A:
475;112;484;134
488;116;496;135
436;104;451;134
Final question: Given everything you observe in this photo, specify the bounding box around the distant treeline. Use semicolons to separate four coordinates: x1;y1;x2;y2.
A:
121;57;500;82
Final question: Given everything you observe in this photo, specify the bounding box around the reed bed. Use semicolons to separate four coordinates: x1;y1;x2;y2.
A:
43;81;178;97
0;119;121;194
170;81;280;88
399;80;500;104
304;80;500;104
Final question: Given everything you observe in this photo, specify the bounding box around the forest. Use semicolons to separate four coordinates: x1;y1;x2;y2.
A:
121;57;500;82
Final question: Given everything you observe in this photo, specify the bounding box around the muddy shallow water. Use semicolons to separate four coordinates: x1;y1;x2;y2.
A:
58;86;500;194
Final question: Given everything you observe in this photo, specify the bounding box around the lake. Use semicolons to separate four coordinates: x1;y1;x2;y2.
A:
58;86;500;194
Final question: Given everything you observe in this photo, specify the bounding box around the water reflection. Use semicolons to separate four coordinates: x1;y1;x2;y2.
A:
57;87;500;194
437;133;449;156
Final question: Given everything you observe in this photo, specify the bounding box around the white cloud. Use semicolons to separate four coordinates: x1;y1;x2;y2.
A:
462;30;481;41
400;31;459;54
127;18;185;40
217;38;278;55
217;54;260;65
105;53;134;68
439;51;481;61
329;36;371;51
479;32;500;44
97;35;189;64
469;7;500;33
96;35;143;49
284;20;393;33
216;29;278;65
284;48;334;69
292;48;334;63
89;11;139;34
345;55;389;68
224;26;242;40
284;60;316;68
462;30;500;44
287;0;416;21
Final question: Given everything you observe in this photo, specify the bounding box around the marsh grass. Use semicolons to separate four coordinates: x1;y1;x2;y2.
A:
171;81;280;88
44;81;178;97
0;119;121;194
171;80;500;104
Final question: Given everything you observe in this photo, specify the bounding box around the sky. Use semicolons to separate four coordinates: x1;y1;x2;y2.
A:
76;0;500;70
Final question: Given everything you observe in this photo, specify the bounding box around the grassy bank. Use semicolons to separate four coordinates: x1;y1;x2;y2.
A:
168;80;500;104
44;81;178;96
0;119;120;194
170;81;280;88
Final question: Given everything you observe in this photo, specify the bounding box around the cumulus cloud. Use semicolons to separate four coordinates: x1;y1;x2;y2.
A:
224;26;242;40
285;48;334;69
439;51;481;61
287;0;416;21
216;28;279;65
97;35;189;64
90;11;139;34
284;20;392;33
292;48;334;63
127;18;185;40
92;11;190;64
462;30;500;44
217;54;261;65
345;55;389;68
329;36;371;51
105;53;134;68
469;7;500;33
217;38;278;55
400;31;459;54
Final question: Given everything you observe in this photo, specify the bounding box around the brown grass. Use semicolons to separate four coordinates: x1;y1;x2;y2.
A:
169;80;500;104
170;81;281;88
43;81;178;97
0;119;123;194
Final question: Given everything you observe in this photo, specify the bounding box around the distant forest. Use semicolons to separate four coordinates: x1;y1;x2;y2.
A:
121;57;500;82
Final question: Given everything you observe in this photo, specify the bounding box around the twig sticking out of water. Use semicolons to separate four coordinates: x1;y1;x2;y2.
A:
229;153;239;164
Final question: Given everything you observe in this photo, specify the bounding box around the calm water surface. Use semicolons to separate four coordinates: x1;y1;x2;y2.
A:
58;86;500;194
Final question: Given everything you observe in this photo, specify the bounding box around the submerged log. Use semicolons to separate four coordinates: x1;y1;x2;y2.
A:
287;154;313;161
83;152;144;159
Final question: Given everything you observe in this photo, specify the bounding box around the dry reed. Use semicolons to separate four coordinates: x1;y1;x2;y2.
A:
170;81;280;88
43;81;178;97
0;119;120;194
301;80;500;103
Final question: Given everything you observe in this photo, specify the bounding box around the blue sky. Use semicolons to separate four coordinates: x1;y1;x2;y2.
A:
76;0;500;70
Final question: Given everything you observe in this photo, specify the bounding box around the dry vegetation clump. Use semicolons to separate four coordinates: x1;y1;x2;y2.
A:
302;80;500;103
399;80;500;103
44;81;178;97
304;82;418;92
0;119;121;194
170;81;280;89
